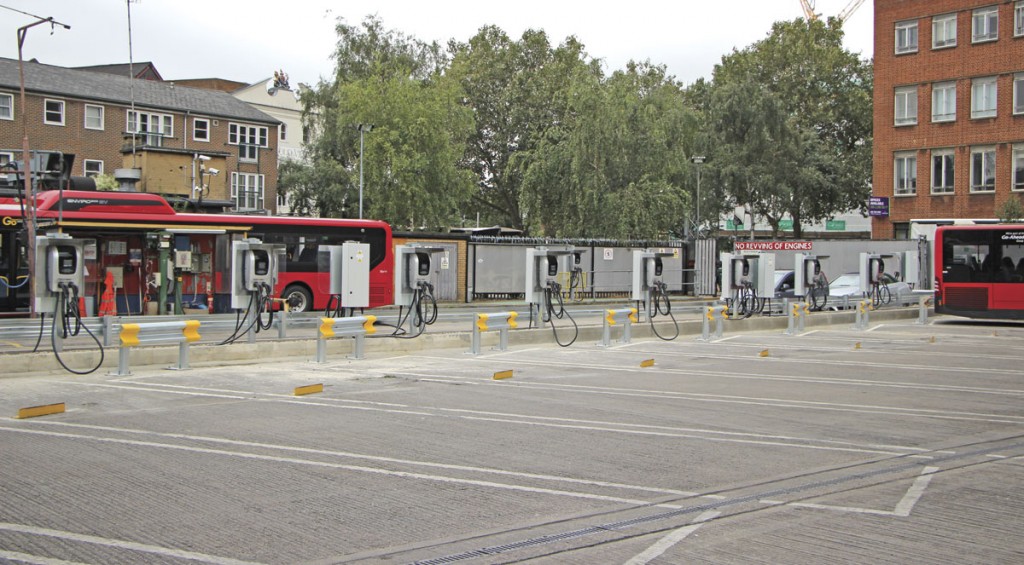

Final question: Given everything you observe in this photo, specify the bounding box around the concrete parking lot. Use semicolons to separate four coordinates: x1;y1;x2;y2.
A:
1;314;1023;564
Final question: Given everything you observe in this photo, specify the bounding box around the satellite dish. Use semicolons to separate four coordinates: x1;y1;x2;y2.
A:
266;78;278;96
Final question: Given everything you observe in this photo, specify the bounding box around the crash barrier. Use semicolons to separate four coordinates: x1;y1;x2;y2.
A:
599;308;637;347
114;319;201;376
854;300;871;330
785;300;810;335
316;316;377;362
700;304;729;341
470;311;518;355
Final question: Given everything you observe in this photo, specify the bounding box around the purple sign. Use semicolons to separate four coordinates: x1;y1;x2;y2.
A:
868;196;889;217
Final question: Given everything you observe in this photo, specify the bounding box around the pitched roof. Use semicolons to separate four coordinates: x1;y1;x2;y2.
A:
74;62;164;81
0;57;278;125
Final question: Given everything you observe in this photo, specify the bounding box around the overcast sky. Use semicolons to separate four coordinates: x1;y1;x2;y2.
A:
1;0;874;87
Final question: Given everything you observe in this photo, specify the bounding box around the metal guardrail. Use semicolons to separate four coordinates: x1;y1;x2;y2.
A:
115;319;201;376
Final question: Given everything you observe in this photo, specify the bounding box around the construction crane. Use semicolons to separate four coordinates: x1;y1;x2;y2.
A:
799;0;865;22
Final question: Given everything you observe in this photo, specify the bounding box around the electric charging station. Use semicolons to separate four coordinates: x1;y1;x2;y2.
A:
325;241;371;316
720;251;775;318
525;246;578;346
393;244;444;336
33;233;104;374
794;253;830;311
226;238;285;344
858;252;889;294
632;249;678;340
897;250;920;288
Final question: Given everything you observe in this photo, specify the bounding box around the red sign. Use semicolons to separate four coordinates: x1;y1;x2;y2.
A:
734;241;813;251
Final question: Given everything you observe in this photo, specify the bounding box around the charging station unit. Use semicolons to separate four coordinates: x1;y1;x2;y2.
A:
720;251;775;317
34;234;85;315
326;241;371;313
525;246;578;346
793;253;830;310
393;245;444;335
227;238;285;344
898;250;919;288
858;252;889;295
632;249;678;340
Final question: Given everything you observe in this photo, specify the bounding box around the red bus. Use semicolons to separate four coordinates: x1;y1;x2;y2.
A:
934;224;1024;320
1;190;393;315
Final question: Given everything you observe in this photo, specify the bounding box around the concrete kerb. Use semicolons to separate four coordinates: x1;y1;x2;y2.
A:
2;307;928;377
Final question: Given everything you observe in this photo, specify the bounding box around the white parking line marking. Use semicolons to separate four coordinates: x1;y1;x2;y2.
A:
0;549;90;565
0;522;264;565
623;510;720;565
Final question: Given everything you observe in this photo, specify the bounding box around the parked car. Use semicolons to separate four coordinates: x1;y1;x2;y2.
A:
828;272;912;308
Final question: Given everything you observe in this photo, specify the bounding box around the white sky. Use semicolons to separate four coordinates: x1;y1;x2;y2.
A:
0;0;874;88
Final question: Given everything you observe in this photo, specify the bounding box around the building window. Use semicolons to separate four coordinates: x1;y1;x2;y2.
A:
932;82;956;122
894;152;917;196
0;151;13;167
895;20;919;53
971;77;997;119
229;123;269;162
280;123;287;141
0;93;12;120
1016;1;1024;36
970;147;996;192
895;86;918;126
933;13;957;48
231;172;265;211
127;111;173;146
83;159;103;177
894;223;911;240
931;150;955;194
1013;145;1024;191
1014;74;1024;115
193;118;210;142
972;6;999;43
44;99;64;125
84;104;104;130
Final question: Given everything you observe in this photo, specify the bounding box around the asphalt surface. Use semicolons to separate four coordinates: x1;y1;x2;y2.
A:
1;314;1023;564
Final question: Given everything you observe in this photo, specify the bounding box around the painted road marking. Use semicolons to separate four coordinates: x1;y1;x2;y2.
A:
624;510;720;565
783;466;939;517
0;522;264;565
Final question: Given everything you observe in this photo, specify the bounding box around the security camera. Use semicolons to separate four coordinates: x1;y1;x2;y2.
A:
207;168;219;176
198;155;211;162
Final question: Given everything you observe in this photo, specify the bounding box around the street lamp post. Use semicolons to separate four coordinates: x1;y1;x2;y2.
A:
17;15;70;317
357;124;374;219
690;155;705;237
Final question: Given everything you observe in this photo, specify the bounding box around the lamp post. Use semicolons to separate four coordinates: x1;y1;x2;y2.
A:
690;155;705;237
356;124;374;219
17;15;70;317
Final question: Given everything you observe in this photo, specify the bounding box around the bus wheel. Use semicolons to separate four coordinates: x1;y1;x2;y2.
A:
282;285;313;313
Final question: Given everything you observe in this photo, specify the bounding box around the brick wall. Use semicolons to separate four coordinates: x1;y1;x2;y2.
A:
873;0;1024;238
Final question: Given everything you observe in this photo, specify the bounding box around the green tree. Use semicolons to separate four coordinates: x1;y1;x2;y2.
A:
294;16;474;227
707;18;872;237
997;197;1024;223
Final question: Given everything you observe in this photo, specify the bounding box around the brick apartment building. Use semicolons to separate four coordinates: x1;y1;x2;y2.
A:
873;0;1024;239
0;58;281;214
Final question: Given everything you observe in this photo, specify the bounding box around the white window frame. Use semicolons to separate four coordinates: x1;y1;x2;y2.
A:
931;149;955;194
894;152;917;196
0;151;14;168
970;146;997;192
895;86;918;126
972;6;999;43
0;93;12;120
932;82;957;122
1014;73;1024;115
193;118;210;142
83;159;103;177
280;123;287;142
1013;145;1024;192
44;98;65;126
932;13;958;48
84;104;104;131
1016;1;1024;37
127;110;173;146
895;20;919;54
971;77;997;119
231;172;265;211
229;123;269;162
